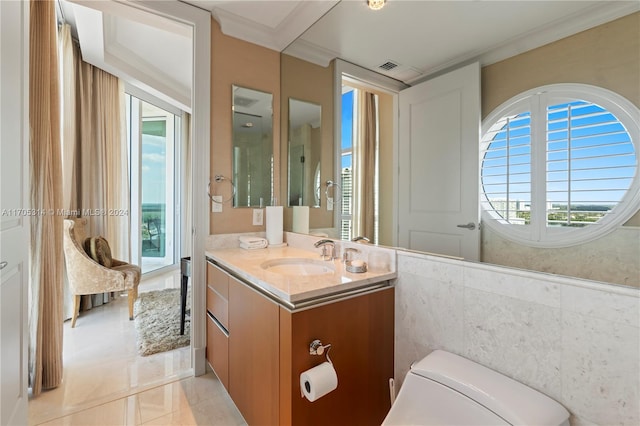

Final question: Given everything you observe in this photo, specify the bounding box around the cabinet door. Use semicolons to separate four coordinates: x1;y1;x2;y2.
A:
228;276;279;426
207;285;228;330
207;261;229;299
206;262;230;387
287;287;395;426
206;313;229;389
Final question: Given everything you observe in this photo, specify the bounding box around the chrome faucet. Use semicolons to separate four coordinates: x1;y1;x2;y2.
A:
314;239;336;261
352;236;370;243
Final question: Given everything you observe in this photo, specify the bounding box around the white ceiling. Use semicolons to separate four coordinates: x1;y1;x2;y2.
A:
282;0;640;84
64;0;193;111
62;0;639;109
189;0;339;51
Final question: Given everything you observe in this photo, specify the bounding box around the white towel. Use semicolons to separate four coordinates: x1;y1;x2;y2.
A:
240;242;267;250
239;236;267;245
238;236;268;249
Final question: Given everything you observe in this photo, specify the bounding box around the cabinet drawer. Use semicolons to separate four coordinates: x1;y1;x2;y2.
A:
207;286;228;330
207;262;229;299
206;313;229;390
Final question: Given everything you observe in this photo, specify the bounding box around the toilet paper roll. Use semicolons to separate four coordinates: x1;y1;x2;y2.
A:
292;206;310;234
266;206;283;245
300;362;338;402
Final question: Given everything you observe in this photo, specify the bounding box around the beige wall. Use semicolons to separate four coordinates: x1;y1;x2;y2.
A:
481;13;640;288
280;54;334;232
209;20;280;234
482;13;639;115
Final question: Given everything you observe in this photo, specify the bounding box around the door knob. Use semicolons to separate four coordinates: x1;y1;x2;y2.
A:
0;261;7;270
456;222;476;230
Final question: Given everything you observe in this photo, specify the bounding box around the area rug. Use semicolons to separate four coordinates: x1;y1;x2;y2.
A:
134;288;190;356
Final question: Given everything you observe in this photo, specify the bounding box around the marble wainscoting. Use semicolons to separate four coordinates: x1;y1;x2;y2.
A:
394;250;640;426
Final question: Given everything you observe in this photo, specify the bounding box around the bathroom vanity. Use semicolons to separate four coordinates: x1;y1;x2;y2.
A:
205;246;396;426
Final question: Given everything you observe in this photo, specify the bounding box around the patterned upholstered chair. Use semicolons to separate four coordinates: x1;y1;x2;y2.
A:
63;218;140;327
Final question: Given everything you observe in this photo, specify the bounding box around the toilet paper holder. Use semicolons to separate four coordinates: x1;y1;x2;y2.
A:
309;339;333;364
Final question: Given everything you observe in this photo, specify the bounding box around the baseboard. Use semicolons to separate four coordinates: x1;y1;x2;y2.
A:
194;345;207;376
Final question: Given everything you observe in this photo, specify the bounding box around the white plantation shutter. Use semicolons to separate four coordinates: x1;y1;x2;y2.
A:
545;100;636;226
481;84;640;248
482;111;532;225
341;167;353;240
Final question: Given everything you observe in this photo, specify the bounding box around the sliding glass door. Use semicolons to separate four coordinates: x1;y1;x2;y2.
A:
127;93;181;274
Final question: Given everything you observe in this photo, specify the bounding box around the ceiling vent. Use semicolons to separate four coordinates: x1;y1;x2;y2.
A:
234;96;258;108
377;59;423;83
378;61;399;71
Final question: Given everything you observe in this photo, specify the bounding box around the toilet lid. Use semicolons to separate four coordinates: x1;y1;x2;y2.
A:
382;374;510;426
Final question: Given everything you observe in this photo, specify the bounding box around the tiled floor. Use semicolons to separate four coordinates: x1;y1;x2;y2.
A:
28;270;245;426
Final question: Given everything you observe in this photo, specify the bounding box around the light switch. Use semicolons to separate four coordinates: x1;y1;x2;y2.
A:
253;209;264;225
212;196;222;213
327;197;334;211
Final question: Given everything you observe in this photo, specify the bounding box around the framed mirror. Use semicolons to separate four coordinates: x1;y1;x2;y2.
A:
288;98;322;207
232;85;273;207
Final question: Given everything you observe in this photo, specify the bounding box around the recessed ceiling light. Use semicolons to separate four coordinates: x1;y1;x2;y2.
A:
367;0;386;11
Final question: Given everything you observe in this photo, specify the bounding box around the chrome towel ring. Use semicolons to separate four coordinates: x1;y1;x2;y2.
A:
325;180;342;203
207;175;236;204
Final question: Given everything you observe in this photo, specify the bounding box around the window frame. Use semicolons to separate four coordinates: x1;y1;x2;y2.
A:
480;83;640;248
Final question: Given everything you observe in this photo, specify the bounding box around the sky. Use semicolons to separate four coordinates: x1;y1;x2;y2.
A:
341;89;354;170
141;133;167;205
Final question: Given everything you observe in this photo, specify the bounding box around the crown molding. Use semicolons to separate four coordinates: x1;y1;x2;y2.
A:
212;1;338;52
409;1;640;84
283;38;339;67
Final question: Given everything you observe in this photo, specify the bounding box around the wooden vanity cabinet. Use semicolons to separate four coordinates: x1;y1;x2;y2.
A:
206;259;394;426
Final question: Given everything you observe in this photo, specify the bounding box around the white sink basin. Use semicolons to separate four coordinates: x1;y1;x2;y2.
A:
260;258;335;276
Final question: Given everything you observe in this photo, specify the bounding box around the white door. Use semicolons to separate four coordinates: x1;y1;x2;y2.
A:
0;1;29;425
397;62;481;261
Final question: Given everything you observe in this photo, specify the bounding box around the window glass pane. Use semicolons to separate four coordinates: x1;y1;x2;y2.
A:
342;153;352;169
341;89;354;150
341;87;354;230
545;100;636;227
142;120;166;137
341;166;352;215
481;112;531;225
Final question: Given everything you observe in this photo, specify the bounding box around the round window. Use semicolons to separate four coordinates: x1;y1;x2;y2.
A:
480;84;639;247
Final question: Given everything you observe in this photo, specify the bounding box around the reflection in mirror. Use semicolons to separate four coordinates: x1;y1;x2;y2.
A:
288;98;322;208
281;9;640;290
232;85;273;207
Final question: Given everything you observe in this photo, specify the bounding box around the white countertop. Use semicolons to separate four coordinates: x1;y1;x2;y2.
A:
205;245;396;308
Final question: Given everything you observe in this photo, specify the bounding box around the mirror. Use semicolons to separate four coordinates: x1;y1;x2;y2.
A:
288;98;322;208
232;85;273;207
279;5;639;290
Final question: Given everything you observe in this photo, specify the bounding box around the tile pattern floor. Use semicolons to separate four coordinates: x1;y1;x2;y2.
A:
29;270;245;426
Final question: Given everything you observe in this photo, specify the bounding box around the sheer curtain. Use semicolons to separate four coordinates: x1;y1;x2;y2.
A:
353;91;378;242
76;47;129;256
29;0;64;395
59;24;77;320
59;23;130;318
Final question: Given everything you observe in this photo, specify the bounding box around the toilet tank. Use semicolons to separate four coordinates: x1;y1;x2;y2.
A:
404;350;570;426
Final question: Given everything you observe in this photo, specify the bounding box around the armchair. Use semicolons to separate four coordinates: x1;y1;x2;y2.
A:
63;218;140;327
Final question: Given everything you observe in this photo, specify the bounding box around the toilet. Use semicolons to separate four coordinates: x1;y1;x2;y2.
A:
383;350;570;426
